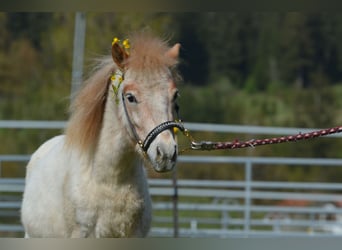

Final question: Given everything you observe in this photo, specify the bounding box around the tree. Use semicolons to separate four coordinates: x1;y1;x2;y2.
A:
6;13;53;50
173;13;209;86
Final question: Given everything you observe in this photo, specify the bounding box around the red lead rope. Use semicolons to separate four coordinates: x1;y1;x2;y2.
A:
188;126;342;151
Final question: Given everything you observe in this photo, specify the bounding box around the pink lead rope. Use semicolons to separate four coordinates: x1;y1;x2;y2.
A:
186;126;342;151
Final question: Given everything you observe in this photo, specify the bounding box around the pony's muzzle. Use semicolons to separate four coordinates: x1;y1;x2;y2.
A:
149;134;178;173
156;145;177;162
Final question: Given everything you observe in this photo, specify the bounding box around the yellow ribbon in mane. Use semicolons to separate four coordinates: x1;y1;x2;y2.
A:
111;70;123;104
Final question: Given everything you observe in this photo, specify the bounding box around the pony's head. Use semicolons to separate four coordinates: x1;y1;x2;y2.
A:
66;32;182;173
112;32;181;172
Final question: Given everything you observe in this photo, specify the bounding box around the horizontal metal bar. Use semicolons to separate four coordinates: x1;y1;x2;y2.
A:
0;224;24;232
153;216;342;229
149;179;342;191
0;178;25;192
0;178;25;184
0;155;31;162
0;184;25;192
0;201;21;209
0;120;66;129
149;227;338;238
179;155;342;166
153;202;342;214
248;181;342;190
150;187;342;201
185;122;342;138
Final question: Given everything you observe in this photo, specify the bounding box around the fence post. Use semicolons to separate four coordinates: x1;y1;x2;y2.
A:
71;12;86;99
244;160;252;234
172;165;179;237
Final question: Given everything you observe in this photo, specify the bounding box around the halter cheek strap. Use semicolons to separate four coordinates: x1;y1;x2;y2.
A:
121;93;143;148
111;69;143;147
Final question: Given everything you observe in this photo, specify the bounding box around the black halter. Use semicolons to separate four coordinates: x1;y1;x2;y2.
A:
121;93;185;152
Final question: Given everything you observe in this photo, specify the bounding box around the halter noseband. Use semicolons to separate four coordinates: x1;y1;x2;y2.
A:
141;121;184;152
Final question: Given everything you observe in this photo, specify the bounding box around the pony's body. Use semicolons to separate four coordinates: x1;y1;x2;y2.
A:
21;32;181;237
22;133;151;238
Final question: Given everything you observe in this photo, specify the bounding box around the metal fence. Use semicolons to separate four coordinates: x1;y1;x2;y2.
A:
0;120;342;237
149;156;342;237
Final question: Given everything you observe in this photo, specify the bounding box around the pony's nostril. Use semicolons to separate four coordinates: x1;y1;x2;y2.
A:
156;146;161;157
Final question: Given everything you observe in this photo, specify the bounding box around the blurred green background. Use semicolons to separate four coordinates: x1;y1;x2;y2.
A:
0;12;341;181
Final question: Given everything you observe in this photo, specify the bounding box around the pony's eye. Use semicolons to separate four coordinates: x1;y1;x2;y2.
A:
125;93;138;103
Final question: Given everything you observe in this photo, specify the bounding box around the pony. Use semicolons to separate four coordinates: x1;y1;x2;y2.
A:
21;31;182;237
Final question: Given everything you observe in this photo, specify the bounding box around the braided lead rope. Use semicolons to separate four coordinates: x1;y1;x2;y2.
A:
186;126;342;151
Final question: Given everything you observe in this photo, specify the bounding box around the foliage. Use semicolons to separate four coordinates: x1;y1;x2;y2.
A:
0;12;341;182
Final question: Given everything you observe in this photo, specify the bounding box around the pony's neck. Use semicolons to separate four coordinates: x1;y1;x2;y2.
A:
92;94;140;184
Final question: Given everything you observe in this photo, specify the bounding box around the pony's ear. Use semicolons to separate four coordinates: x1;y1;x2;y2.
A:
166;43;181;59
112;42;128;70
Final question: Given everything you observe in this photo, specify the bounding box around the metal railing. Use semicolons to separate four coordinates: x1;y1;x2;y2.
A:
0;120;341;237
149;156;342;237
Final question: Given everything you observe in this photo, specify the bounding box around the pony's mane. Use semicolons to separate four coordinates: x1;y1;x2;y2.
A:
65;60;113;156
65;31;178;156
125;31;178;71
